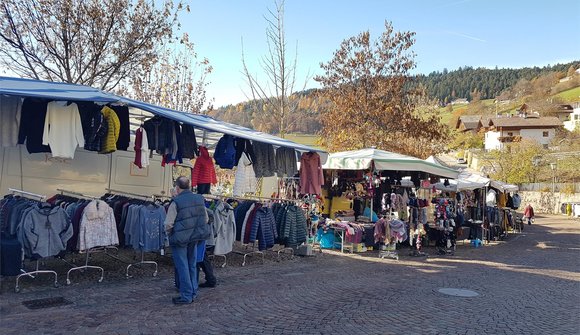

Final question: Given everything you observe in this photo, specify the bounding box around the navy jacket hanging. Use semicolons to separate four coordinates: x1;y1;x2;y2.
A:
214;134;236;169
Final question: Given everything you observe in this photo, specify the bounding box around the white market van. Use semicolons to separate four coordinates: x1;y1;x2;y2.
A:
0;145;174;199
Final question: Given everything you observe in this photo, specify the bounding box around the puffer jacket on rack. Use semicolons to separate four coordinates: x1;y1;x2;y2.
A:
249;206;277;251
234;201;255;241
275;204;307;248
18;204;73;258
78;200;118;251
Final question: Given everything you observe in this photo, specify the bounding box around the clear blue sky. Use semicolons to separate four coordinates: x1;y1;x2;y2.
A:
182;0;580;107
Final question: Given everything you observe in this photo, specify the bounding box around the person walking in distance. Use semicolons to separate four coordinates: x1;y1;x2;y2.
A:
198;209;217;288
164;176;211;304
524;203;535;225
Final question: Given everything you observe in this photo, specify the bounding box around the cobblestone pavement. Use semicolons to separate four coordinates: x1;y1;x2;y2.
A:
1;215;579;335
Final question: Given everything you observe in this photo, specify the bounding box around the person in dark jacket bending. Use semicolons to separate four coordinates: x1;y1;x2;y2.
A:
164;176;211;304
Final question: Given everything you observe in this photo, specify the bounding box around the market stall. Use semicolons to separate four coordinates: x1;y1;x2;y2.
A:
0;76;327;288
319;148;460;256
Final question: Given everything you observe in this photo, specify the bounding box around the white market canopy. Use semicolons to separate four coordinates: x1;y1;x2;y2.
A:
425;156;517;192
322;148;459;179
490;180;519;193
431;170;490;191
0;76;328;160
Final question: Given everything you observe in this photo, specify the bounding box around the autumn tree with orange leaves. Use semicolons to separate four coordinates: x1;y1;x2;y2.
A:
315;21;450;158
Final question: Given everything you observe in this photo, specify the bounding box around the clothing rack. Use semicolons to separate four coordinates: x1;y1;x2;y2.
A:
203;193;301;204
57;188;100;200
126;250;159;278
8;188;46;201
55;191;122;284
15;260;58;293
104;191;161;278
66;248;105;285
105;188;153;200
7;189;62;292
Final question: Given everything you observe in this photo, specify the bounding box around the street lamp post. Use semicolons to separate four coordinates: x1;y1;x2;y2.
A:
550;162;557;194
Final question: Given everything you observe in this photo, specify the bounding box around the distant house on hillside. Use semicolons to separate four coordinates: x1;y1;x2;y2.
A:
455;115;483;133
484;115;563;150
563;103;580;132
451;98;469;105
554;104;574;123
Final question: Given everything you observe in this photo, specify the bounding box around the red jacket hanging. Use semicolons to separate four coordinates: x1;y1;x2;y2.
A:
191;146;217;186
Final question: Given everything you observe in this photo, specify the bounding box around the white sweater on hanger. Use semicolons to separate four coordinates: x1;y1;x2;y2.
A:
42;101;85;159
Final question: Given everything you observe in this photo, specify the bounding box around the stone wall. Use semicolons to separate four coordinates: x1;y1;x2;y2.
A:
519;191;580;214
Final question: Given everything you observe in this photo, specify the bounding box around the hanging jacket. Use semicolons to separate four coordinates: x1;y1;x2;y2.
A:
18;204;73;258
78;200;118;251
234;201;255;241
162;121;183;165
234;138;256;168
275;147;298;177
299;152;324;195
99;106;120;154
512;194;521;209
249;207;277;251
143;116;173;156
18;98;51;153
137;204;166;252
212;201;236;255
109;105;130;151
181;124;199;159
191;146;218;186
276;205;307;248
83;109;108;152
233;152;257;196
0;95;22;147
252;141;276;178
213;134;237;169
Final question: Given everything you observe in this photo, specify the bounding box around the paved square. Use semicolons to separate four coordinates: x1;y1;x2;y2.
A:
1;215;578;335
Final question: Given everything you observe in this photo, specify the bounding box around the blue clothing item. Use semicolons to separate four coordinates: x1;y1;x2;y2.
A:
138;205;166;252
196;240;206;262
172;241;199;303
213;134;236;169
170;190;210;247
486;206;498;225
124;205;141;248
363;207;378;223
512;194;521;209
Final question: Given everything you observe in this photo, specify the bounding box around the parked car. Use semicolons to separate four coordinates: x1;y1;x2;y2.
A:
457;158;466;164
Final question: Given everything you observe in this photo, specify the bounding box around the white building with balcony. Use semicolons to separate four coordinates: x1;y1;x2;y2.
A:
484;115;563;150
563;103;580;132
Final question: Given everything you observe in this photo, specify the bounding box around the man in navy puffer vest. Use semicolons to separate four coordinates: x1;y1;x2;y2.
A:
164;176;211;304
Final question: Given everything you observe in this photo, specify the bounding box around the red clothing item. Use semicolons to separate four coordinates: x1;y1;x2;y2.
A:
133;128;143;168
299;152;324;195
191;146;217;186
523;204;534;218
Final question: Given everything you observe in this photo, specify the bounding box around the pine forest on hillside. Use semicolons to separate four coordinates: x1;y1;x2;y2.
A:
209;61;580;135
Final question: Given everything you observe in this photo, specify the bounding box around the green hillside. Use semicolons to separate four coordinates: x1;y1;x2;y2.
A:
556;86;580;102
